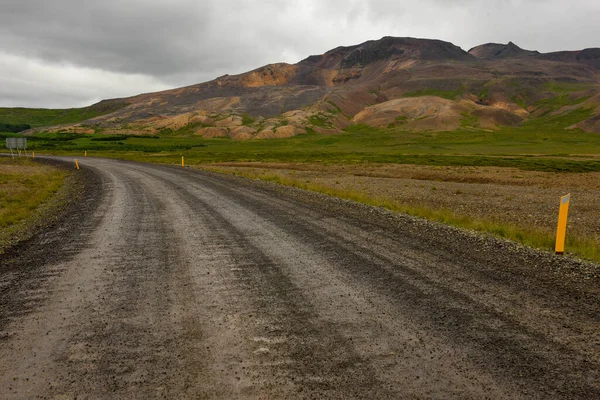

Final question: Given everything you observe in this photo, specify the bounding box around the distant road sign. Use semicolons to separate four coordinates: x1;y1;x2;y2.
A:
6;137;27;149
5;137;27;158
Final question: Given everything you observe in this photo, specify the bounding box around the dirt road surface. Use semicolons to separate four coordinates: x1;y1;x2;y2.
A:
1;157;599;399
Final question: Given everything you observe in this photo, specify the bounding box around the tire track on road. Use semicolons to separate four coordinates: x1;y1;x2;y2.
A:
133;165;522;399
138;164;600;399
126;161;395;398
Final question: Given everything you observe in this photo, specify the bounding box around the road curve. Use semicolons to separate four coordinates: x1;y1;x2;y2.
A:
1;157;599;399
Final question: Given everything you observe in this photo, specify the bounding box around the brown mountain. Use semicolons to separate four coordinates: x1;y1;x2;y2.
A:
538;48;600;70
31;36;600;138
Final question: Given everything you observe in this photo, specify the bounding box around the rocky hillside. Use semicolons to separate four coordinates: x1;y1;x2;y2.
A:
26;36;600;139
467;42;540;59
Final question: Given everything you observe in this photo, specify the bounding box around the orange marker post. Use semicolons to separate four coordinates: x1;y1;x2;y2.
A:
555;194;571;255
182;156;185;167
75;159;80;170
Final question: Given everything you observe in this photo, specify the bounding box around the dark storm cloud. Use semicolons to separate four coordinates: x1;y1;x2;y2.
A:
0;0;599;107
1;0;313;83
2;1;217;77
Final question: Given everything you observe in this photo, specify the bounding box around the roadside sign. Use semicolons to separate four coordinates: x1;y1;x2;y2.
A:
5;137;27;158
6;137;27;149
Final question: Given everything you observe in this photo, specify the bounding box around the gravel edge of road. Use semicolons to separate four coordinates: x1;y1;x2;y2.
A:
0;158;104;334
189;166;600;284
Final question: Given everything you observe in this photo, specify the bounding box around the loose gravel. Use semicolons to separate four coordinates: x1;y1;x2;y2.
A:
0;157;598;399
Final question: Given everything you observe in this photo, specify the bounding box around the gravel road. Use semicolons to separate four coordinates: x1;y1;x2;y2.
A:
1;157;599;399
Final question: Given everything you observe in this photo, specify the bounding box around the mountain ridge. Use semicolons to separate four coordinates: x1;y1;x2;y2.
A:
15;36;600;137
468;42;541;59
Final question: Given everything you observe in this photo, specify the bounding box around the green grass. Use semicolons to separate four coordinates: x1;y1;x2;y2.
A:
0;102;127;128
522;107;594;130
0;158;66;251
542;82;594;94
26;132;205;153
26;112;600;173
505;80;595;109
388;116;408;129
307;113;331;127
460;112;479;128
241;114;256;126
0;131;21;139
326;101;343;114
536;94;591;109
510;94;528;109
534;82;593;110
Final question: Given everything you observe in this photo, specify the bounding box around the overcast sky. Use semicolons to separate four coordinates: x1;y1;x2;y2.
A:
1;0;598;108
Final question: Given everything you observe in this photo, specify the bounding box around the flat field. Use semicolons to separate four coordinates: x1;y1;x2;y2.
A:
11;117;600;171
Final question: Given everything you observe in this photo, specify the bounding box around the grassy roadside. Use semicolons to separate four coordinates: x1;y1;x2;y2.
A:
12;119;600;172
0;158;68;253
203;166;600;263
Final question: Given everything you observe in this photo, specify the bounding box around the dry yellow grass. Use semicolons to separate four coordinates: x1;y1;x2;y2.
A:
0;158;66;250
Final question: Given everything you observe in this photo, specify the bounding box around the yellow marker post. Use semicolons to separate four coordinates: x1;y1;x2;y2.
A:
75;159;80;170
182;156;185;167
555;194;571;255
85;151;87;157
32;151;35;159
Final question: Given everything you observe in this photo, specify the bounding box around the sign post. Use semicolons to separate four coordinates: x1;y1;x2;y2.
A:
555;194;571;255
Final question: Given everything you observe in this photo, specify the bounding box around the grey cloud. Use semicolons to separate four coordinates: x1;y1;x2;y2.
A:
0;0;599;107
1;1;214;76
0;1;318;78
360;0;600;52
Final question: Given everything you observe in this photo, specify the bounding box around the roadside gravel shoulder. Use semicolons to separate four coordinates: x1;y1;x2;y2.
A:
0;157;103;334
166;165;600;397
194;167;600;288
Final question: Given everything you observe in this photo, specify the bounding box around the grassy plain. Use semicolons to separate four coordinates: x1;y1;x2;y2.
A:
7;116;600;172
0;158;66;252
